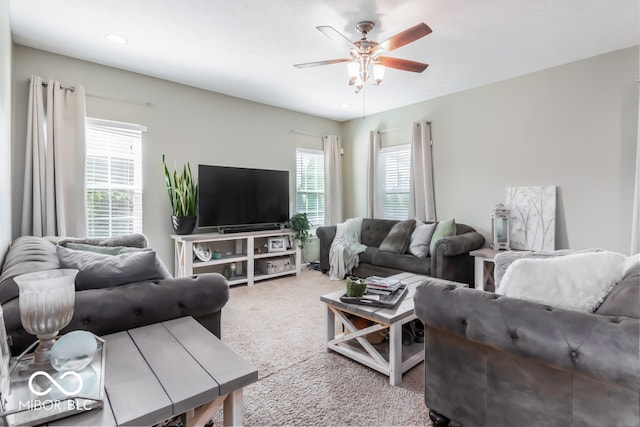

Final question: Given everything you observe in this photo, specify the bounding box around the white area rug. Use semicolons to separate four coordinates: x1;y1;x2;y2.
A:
212;269;435;426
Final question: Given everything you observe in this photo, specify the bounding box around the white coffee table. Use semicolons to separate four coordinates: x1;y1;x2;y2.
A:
320;272;427;386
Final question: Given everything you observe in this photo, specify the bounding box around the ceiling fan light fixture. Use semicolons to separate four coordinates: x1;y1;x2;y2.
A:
347;56;377;93
373;63;385;85
295;21;430;92
347;61;360;79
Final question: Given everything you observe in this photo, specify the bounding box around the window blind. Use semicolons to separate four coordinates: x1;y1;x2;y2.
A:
296;148;325;228
380;144;411;220
85;118;144;237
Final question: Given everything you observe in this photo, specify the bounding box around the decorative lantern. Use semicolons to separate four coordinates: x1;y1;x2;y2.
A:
491;203;511;250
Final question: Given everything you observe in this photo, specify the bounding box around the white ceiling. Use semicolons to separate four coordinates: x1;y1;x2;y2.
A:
9;0;640;122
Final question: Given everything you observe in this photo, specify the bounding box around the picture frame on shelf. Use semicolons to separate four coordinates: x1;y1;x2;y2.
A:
267;237;287;253
193;243;212;262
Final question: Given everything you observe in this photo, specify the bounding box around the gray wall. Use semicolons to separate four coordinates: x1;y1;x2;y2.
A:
11;45;341;269
0;0;12;262
342;47;639;254
10;43;639;266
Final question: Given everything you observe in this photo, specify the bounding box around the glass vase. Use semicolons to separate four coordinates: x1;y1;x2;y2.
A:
13;269;78;370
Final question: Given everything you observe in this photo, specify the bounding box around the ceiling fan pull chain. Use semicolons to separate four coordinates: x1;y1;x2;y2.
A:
362;88;366;120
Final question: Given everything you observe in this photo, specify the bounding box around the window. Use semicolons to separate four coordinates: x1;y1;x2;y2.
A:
296;148;324;228
85;118;144;237
380;144;411;220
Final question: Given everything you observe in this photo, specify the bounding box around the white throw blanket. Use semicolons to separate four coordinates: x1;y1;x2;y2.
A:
329;217;366;280
497;251;626;312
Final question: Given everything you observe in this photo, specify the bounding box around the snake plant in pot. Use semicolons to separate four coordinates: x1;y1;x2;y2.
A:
163;155;198;235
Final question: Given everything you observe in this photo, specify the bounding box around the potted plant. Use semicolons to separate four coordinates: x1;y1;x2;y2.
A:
163;155;198;235
287;212;311;248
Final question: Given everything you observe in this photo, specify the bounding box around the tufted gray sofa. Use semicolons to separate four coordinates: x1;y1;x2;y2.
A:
316;218;484;284
414;261;640;427
0;235;229;356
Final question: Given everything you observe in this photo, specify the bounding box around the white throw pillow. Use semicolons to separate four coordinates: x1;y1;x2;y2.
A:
408;220;437;257
497;251;626;313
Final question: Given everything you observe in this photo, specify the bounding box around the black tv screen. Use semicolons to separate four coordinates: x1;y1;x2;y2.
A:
198;164;290;229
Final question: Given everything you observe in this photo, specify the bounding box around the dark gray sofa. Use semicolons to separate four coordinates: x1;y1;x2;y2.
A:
0;235;230;355
414;261;640;427
316;218;484;284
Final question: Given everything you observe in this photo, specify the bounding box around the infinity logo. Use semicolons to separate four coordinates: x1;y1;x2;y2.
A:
28;371;83;397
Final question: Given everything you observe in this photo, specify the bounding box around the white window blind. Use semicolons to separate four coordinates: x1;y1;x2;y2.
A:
296;148;324;228
380;144;411;220
85;118;144;237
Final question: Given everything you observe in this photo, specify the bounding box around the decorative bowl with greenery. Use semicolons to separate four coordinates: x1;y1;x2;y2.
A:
287;212;311;248
162;155;198;234
345;276;367;297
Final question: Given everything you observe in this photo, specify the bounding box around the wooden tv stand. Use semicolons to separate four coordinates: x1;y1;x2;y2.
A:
171;230;301;286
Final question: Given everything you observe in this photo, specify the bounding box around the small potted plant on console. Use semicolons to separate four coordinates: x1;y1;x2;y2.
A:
287;212;311;249
163;154;198;235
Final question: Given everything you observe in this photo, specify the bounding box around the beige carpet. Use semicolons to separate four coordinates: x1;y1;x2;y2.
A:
212;268;434;427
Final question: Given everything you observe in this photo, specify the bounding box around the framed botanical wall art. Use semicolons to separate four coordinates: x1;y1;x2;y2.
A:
505;186;556;251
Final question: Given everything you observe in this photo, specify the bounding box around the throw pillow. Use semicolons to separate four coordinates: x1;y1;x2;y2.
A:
379;219;416;254
595;261;640;318
408;220;437;258
429;218;456;255
65;242;152;255
57;246;168;291
57;233;148;249
497;251;626;313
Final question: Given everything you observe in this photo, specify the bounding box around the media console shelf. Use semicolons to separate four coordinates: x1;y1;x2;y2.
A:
171;229;301;286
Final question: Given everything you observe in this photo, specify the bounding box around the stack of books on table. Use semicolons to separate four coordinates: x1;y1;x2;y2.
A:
365;276;403;295
341;277;408;309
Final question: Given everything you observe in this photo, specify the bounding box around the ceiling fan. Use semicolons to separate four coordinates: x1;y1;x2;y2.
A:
294;21;432;92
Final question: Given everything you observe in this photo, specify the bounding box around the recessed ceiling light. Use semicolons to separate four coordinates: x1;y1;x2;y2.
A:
340;103;351;109
105;33;128;45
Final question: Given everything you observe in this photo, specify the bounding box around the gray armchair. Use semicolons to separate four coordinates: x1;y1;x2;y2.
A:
414;262;640;427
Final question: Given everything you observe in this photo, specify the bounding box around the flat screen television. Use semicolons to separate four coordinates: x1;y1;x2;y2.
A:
198;164;290;231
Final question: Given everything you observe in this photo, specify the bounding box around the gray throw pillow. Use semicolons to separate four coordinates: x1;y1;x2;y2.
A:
65;242;153;255
379;219;416;254
57;233;148;249
595;262;640;318
57;246;168;291
408;220;437;257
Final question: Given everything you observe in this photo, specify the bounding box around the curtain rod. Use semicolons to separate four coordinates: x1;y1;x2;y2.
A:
291;129;322;138
378;121;432;133
27;78;154;107
377;126;405;134
28;78;74;92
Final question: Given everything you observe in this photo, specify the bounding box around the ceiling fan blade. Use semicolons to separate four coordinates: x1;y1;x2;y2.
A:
378;23;432;52
317;26;357;49
293;58;351;69
376;57;429;73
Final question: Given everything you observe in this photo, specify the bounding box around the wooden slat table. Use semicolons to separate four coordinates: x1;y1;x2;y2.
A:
48;317;258;426
320;273;427;386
